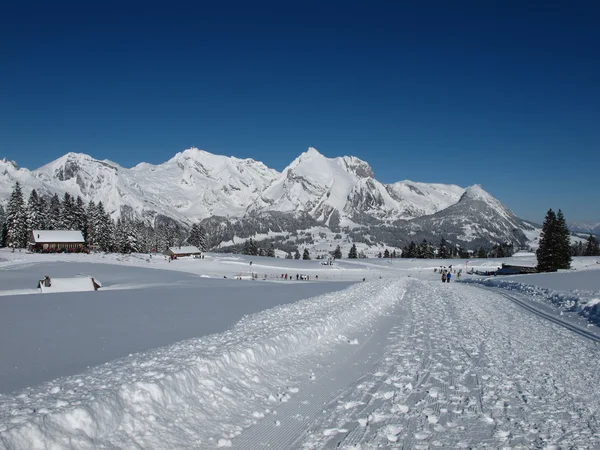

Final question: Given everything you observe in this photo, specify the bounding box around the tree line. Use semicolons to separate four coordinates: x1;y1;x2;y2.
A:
1;182;207;254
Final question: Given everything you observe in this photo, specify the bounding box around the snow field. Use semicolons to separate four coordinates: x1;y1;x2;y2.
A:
0;279;406;449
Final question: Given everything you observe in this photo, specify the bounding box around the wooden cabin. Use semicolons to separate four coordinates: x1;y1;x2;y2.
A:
30;230;86;253
164;246;203;258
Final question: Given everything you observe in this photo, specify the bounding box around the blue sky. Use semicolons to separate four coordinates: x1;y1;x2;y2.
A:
1;1;598;223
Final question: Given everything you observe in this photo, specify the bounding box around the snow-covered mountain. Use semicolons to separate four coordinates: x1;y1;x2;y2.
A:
1;150;278;223
0;147;531;248
395;185;532;248
251;147;463;225
570;221;600;236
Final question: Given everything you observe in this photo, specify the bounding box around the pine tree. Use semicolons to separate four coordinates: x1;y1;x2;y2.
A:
585;234;600;256
348;243;358;259
438;237;449;259
332;245;342;259
74;196;87;234
1;222;7;248
294;249;301;259
27;189;45;232
536;209;558;272
383;248;390;258
60;193;76;229
302;248;310;260
47;194;62;230
477;247;487;258
267;244;276;257
6;182;28;248
555;210;572;270
86;201;97;247
188;224;200;248
285;251;293;259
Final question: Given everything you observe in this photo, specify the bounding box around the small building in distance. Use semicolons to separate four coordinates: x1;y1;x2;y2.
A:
30;230;86;253
164;246;203;259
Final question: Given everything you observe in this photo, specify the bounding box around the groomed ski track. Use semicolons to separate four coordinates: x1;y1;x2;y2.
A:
233;280;600;449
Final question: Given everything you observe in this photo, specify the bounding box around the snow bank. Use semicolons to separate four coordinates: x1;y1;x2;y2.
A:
0;279;407;449
461;277;600;326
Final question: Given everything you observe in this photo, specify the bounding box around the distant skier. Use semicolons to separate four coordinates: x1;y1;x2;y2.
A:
442;272;447;282
447;272;452;282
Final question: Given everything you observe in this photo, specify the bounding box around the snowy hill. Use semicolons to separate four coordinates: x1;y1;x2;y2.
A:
0;148;534;248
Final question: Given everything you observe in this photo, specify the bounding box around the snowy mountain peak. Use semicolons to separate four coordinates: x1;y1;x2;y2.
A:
461;184;492;202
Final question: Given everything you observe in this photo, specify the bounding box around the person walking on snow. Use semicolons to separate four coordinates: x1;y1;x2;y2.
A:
447;272;452;282
442;272;447;282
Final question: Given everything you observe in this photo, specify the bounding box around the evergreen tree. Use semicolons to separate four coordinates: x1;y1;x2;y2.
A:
27;189;45;232
383;248;390;258
60;193;76;229
536;209;558;272
477;247;487;258
285;251;293;259
377;251;382;258
74;196;87;234
47;194;62;230
294;249;301;259
392;249;398;258
86;201;97;247
302;248;310;260
188;223;200;248
438;237;449;259
267;244;276;257
1;222;7;248
332;245;342;259
348;243;358;259
585;234;600;256
555;210;572;269
6;182;28;248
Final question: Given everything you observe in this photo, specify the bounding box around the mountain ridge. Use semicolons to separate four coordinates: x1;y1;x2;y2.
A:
0;147;533;249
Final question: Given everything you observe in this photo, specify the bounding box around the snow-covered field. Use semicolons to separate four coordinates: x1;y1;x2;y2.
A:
1;249;600;449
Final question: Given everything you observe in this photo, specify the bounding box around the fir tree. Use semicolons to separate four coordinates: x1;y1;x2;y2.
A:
536;209;558;272
438;237;449;259
6;182;28;248
585;234;600;256
1;222;7;248
47;194;62;230
332;245;342;259
302;248;310;260
27;189;45;232
285;251;293;259
294;249;301;259
74;196;87;234
188;224;200;248
267;244;276;257
383;248;390;258
348;243;358;259
60;193;76;229
477;247;487;258
555;210;572;269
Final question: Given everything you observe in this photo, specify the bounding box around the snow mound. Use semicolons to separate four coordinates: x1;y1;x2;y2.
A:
0;279;407;449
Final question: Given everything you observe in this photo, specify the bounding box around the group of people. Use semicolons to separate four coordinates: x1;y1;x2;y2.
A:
435;265;462;282
280;273;317;281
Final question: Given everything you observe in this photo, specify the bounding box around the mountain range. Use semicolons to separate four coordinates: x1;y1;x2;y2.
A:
0;147;534;250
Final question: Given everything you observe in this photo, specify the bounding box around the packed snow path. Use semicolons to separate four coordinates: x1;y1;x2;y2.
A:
2;279;600;449
234;281;600;449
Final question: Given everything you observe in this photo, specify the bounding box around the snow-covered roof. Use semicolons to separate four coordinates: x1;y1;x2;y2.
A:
167;246;202;254
32;230;85;243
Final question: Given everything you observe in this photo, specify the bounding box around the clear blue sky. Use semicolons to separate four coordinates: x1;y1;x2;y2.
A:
1;1;598;223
